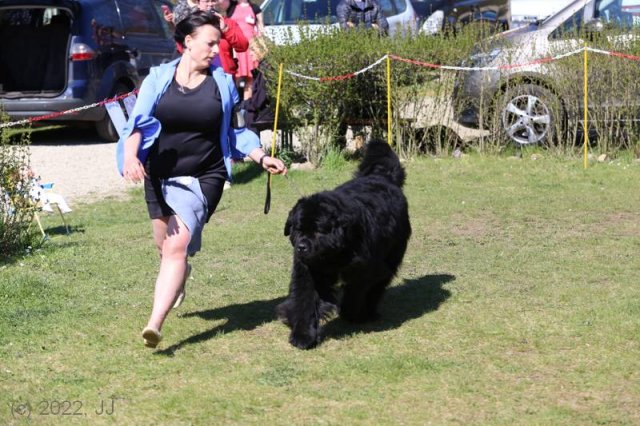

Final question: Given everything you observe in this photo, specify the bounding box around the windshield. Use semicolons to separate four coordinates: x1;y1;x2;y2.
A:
262;0;337;25
595;0;636;26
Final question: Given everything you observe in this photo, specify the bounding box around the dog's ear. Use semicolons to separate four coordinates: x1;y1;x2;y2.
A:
284;212;292;236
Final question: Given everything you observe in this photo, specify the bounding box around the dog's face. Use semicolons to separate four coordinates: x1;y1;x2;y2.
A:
284;196;347;264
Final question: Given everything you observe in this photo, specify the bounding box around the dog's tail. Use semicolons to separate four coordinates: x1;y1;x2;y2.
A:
354;139;406;187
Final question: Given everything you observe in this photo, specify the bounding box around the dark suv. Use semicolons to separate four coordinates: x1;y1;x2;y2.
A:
0;0;175;141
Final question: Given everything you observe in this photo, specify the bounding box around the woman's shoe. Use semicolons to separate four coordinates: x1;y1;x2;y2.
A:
173;263;192;309
142;327;162;348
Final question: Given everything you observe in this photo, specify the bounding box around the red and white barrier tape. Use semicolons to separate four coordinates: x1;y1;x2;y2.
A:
586;46;640;61
390;47;587;71
285;55;389;82
0;90;138;129
2;46;639;129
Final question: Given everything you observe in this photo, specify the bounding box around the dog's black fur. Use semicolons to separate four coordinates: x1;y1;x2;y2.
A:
277;140;411;349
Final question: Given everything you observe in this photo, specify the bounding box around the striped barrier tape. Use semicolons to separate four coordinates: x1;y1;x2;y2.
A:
284;55;389;82
0;90;138;129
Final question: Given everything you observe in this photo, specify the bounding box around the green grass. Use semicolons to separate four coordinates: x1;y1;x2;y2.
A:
1;155;639;424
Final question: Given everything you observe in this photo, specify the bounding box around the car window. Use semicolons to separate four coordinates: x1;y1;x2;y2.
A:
379;0;397;15
92;0;124;46
263;0;337;25
595;0;635;27
392;0;408;14
262;0;409;25
152;0;174;38
550;6;585;38
119;0;163;36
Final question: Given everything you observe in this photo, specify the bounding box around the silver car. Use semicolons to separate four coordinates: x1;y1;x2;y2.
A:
453;0;638;145
260;0;418;44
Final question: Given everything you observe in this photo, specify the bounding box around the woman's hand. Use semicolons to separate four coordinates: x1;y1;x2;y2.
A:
123;156;146;183
261;155;287;175
122;130;146;183
162;5;174;24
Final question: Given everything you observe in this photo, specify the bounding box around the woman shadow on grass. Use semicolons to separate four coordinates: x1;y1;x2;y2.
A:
155;274;454;355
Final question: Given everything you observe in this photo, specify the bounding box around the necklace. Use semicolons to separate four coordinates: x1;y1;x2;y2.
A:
176;71;205;94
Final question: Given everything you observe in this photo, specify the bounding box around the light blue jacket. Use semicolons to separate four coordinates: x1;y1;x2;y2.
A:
115;58;260;180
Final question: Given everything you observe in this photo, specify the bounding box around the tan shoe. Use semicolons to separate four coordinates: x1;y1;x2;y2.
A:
173;263;192;309
142;327;162;348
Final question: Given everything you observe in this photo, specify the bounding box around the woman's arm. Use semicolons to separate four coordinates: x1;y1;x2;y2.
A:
221;17;249;52
256;11;264;35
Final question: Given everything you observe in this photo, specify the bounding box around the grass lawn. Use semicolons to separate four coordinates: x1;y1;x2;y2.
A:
1;154;639;424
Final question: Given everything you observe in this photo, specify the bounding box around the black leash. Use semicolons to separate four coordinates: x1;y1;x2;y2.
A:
264;173;272;214
264;168;305;215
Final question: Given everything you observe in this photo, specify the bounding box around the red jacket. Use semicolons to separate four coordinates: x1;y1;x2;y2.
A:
219;17;248;76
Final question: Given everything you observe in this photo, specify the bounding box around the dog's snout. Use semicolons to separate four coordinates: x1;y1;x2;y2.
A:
296;242;309;253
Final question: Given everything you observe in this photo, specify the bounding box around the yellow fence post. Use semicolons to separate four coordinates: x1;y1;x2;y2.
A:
264;63;284;215
583;44;589;170
386;53;392;145
271;63;284;158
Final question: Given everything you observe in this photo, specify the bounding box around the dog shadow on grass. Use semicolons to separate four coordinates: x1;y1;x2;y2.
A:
322;274;454;341
155;274;453;355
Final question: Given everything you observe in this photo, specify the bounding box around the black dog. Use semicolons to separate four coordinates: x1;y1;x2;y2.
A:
277;140;411;349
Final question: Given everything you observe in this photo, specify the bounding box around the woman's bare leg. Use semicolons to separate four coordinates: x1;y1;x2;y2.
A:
145;215;190;333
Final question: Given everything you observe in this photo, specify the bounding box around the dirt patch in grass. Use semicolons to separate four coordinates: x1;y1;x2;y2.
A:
603;212;640;237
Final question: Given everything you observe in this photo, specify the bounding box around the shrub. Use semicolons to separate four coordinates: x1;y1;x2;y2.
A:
0;122;38;259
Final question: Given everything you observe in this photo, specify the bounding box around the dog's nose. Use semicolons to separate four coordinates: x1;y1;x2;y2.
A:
296;242;308;253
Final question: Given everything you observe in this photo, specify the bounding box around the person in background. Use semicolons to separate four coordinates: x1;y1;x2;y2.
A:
242;36;274;135
164;0;197;26
117;11;286;348
336;0;389;35
163;1;248;77
228;0;264;100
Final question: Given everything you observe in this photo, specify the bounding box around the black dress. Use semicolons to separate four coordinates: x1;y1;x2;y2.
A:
144;74;228;220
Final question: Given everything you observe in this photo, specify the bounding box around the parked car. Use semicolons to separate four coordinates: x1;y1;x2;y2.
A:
412;0;510;35
452;0;639;145
0;0;176;141
260;0;418;44
510;0;572;27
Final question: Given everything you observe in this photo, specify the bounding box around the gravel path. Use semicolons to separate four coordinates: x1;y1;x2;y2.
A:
30;142;130;204
28;128;132;205
27;127;282;205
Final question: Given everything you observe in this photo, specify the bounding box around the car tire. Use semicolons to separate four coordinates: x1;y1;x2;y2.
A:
497;84;565;146
95;83;131;142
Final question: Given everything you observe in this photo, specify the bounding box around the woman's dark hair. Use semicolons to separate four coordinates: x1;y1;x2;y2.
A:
174;10;221;48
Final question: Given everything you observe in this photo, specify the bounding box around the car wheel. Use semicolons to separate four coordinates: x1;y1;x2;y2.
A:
498;84;564;145
95;83;131;142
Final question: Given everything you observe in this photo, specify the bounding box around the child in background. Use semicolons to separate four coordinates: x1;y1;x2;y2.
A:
229;0;264;100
